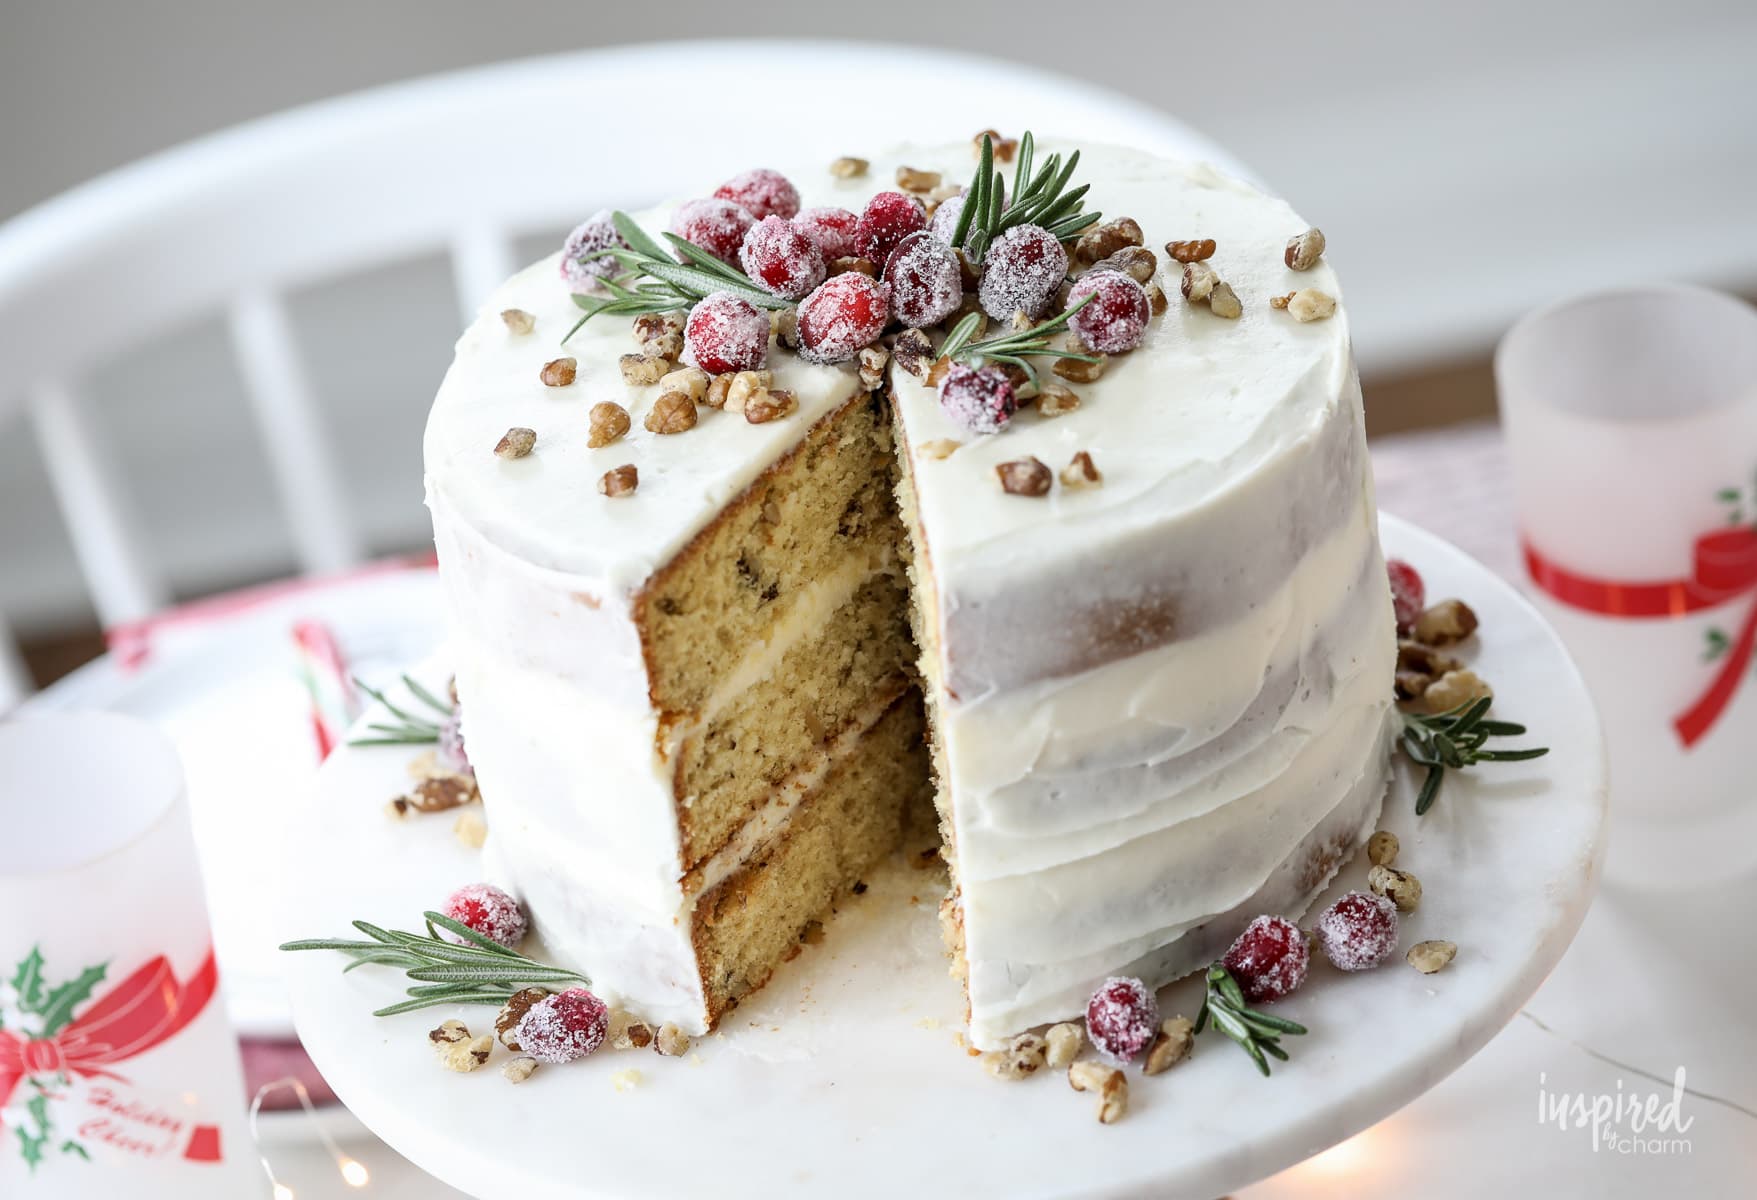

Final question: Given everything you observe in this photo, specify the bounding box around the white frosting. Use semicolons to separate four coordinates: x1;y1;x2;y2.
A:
423;140;1395;1047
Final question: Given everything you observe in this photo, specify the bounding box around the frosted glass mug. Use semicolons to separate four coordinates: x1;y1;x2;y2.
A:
1498;285;1757;888
0;712;260;1196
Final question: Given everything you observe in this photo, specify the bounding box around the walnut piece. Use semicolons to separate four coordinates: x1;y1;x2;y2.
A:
1165;238;1217;263
1144;281;1169;315
500;308;535;335
540;357;577;387
1089;245;1156;284
1270;292;1294;310
388;773;478;818
1144;1015;1195;1075
1413;598;1479;645
1073;217;1146;267
1052;354;1107;384
1285;227;1327;271
1407;940;1458;974
653;1023;692;1057
1067;1061;1128;1124
830;255;876;278
495;988;550;1050
896;165;941;193
1368;864;1423;912
996;457;1053;497
917;438;962;461
773;306;800;349
502;1056;538;1084
829;155;869;179
1208;281;1243;320
1180;260;1218;303
430;1021;491;1073
1286;288;1337;323
1424;668;1492;712
858;345;890;392
1367;830;1400;867
744;387;797;424
493;426;536;459
973;129;1019;162
1037;381;1081;417
983;1032;1048;1080
1044;1023;1084;1070
645;392;698;434
1060;451;1102;488
633;311;685;347
621;353;671;386
892;329;935;380
587;401;631;449
659;366;709;404
704;374;733;409
453;809;487;849
598;464;638;497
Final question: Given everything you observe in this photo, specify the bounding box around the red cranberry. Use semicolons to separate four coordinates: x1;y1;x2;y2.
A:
1315;891;1399;971
1067;269;1150;353
795;273;888;364
978;224;1068;320
937;363;1016;435
442;883;527;948
670;198;755;266
1085;976;1159;1066
512;988;609;1064
739;215;826;301
792;206;862;260
713;168;800;221
559;211;630;291
685;292;769;374
856;191;927;263
883;231;963;328
1222;915;1310;1003
1387;559;1426;635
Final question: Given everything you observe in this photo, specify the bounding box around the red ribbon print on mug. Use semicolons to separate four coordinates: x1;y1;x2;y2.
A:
1524;525;1757;748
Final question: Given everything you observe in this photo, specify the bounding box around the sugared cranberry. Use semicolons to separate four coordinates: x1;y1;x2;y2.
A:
438;710;471;776
937;363;1016;435
978;224;1068;320
713;168;800;221
883;231;963;328
792;206;861;260
739;215;826;301
795;273;888;364
927;192;966;246
670;198;755;266
1387;559;1426;635
1222;915;1310;1003
1085;976;1159;1066
1315;891;1399;971
512;988;609;1064
685;292;769;374
559;211;630;292
1067;269;1150;354
856;191;927;263
442;883;527;948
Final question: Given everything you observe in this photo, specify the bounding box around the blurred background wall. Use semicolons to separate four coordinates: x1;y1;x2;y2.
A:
3;0;1755;676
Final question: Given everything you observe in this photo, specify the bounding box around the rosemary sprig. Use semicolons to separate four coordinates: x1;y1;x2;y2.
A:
565;212;790;341
1401;695;1550;816
937;293;1100;387
347;674;453;748
952;131;1101;263
1193;962;1307;1077
280;911;589;1017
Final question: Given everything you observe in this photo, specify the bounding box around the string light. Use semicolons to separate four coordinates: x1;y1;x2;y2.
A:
340;1157;371;1187
250;1075;374;1197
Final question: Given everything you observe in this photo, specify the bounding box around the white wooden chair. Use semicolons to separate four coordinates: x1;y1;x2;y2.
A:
0;41;1226;708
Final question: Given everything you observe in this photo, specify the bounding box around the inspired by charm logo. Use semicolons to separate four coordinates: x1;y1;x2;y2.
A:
1538;1069;1695;1155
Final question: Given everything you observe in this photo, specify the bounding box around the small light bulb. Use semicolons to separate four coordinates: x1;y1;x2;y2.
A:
273;1184;296;1200
340;1159;370;1187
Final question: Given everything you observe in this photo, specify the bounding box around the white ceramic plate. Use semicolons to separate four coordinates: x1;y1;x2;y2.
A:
284;515;1606;1199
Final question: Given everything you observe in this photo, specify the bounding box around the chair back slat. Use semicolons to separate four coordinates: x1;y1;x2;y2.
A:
450;226;518;329
0;615;29;709
28;379;171;626
227;290;364;576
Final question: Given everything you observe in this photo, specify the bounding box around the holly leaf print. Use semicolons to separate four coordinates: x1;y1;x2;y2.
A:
37;965;108;1038
9;947;46;1016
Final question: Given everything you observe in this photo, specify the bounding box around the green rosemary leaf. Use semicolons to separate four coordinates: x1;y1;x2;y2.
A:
610;211;671;265
401;675;454;717
1236;1008;1307;1036
1414;763;1444;816
1475;747;1552;762
662;233;755;284
423;911;527;957
364;721;436;739
1476;719;1528;736
352;920;400;946
939;312;983;362
1260;1039;1290;1062
280;938;400;954
351;679;437;732
404;963;584;985
346;736;446;747
372;993;517;1018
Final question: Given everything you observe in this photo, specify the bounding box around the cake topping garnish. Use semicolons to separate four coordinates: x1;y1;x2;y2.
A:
502;1056;539;1083
1315;891;1399;971
971;128;1019;164
937;293;1099;402
883;231;964;328
1401;694;1547;814
1043;1022;1084;1069
713;168;801;221
951;133;1098;264
1066;270;1150;354
855;190;928;263
1143;1016;1196;1076
1059;451;1102;488
828;254;878;278
741;387;797;425
653;1023;692;1057
722;369;773;413
1180;260;1218;304
1367;830;1400;866
977;225;1068;320
684;292;770;374
1367;864;1424;913
430;1019;493;1073
1085;245;1157;285
1285;288;1337;322
1164;238;1217;264
796;272;889;364
500;308;536;335
1073;217;1145;267
560;211;632;292
442;883;528;949
857;345;890;392
792;205;862;259
996;456;1052;496
1208;281;1243;319
1406;940;1458;974
495;986;551;1049
1220;915;1309;1003
1084;976;1158;1065
539;356;577;387
940;364;1018;434
588;402;631;448
983;1032;1049;1080
619;352;672;386
1037;380;1081;417
895;165;942;194
493;427;536;460
1412;597;1479;645
659;366;710;404
927;192;967;245
1193;961;1308;1076
917;438;962;461
644;392;699;434
1285;226;1327;271
564;214;789;339
828;155;869;179
739;214;828;301
598;464;639;497
513;988;610;1064
670;197;757;266
1386;558;1426;634
1066;1061;1128;1123
1051;351;1106;384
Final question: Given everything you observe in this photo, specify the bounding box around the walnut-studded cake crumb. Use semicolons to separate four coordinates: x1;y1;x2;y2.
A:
540;357;577;387
1424;668;1492;712
1413;598;1479;645
1285;227;1327;271
974;129;1019;161
1144;1016;1195;1075
984;1032;1049;1080
1367;830;1400;867
1052;354;1107;383
1067;1061;1128;1124
493;426;536;459
917;438;962;461
645;392;698;434
895;165;941;193
1180;260;1219;303
1044;1023;1084;1069
1037;381;1081;417
892;328;935;380
744;387;796;424
1286;288;1337;323
598;464;638;497
1165;238;1217;263
588;401;631;448
621;353;671;386
453;808;487;848
1208;281;1243;319
654;1023;692;1057
502;1056;538;1084
495;987;550;1050
996;457;1053;497
829;155;869;179
1073;217;1145;267
659;366;710;404
500;308;535;335
858;345;890;391
1368;864;1423;912
1407;940;1458;974
1060;450;1102;488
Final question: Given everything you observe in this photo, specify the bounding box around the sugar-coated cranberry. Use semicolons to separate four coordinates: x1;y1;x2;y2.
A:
438;710;471;776
883;231;963;328
559;211;630;291
739;215;826;301
713;168;800;221
978;224;1068;320
512;988;609;1065
1067;269;1150;354
792;206;861;260
856;191;927;263
937;363;1016;435
442;883;527;948
927;192;966;245
670;198;755;266
1316;891;1399;971
795;273;888;364
1222;915;1310;1003
1085;976;1159;1066
1387;559;1426;635
684;292;769;374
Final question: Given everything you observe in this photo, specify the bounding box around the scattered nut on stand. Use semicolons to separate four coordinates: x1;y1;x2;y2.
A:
1407;940;1458;974
984;1032;1049;1080
1067;1061;1128;1124
1044;1023;1084;1069
1368;864;1423;912
1367;830;1400;866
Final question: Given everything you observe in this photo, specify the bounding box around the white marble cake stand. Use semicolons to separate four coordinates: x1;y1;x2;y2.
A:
283;515;1607;1199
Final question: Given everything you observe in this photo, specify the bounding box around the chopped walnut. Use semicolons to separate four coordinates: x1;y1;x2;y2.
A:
621;353;671;386
430;1020;491;1073
495;988;550;1050
1060;450;1102;488
1407;940;1458;974
1285;227;1326;271
1208;281;1243;319
493;426;536;459
926;356;954;388
1399;639;1464;679
1368;864;1423;912
1044;1023;1083;1070
1144;1015;1195;1075
724;370;774;414
896;165;941;193
387;773;478;818
1067;1061;1128;1124
502;1056;538;1084
645;392;697;434
973;129;1019;162
917;438;962;461
1180;260;1218;303
1270;292;1294;310
744;387;796;424
858;345;890;391
611;1068;643;1092
1009;308;1034;332
659;366;710;404
1037;381;1081;417
1413;598;1479;645
984;1032;1049;1080
829;155;869;179
1053;354;1107;384
540;356;577;387
587;401;631;448
500;308;535;335
704;373;733;409
1073;217;1145;267
598;464;638;497
1286;288;1337;323
830;255;877;277
1144;281;1169;315
453;809;487;849
633;311;685;347
997;457;1053;497
892;328;935;380
1165;238;1217;263
1367;830;1400;867
614;1014;656;1050
430;1019;469;1049
653;1024;692;1057
1424;668;1492;712
773;306;800;350
1089;245;1157;284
